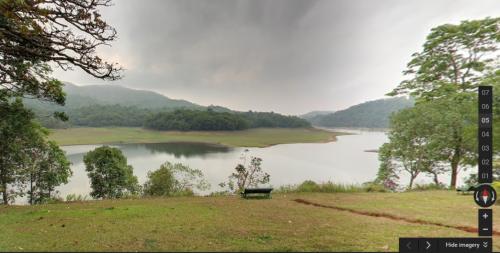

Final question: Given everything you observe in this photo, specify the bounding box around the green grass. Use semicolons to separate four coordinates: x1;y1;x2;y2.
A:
1;191;497;252
47;127;346;147
272;181;388;194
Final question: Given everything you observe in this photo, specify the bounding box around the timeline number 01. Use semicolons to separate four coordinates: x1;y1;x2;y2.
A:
482;173;489;179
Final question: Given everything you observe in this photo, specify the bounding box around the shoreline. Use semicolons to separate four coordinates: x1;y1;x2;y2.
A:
51;127;347;148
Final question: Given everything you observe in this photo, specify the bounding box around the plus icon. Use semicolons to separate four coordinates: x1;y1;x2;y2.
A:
483;213;489;219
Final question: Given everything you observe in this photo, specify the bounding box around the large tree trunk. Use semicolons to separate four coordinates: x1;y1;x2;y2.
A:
450;151;460;189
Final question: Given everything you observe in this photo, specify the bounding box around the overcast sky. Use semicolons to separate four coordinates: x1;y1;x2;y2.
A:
52;0;500;115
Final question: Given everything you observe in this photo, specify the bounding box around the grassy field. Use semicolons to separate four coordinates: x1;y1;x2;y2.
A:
1;191;497;252
48;127;347;147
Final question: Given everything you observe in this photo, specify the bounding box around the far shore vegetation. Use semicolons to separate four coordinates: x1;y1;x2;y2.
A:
47;127;347;147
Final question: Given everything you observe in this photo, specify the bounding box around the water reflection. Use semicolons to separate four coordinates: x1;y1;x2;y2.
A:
141;142;233;158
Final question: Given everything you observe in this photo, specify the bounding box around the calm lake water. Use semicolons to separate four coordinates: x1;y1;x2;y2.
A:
17;129;472;204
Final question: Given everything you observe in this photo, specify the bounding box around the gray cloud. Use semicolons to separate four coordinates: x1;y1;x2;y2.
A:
52;0;500;115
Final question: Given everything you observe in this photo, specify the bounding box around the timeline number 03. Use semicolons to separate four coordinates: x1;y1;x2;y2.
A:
482;145;490;151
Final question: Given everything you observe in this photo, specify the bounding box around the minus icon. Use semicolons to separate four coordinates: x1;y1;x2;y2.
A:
483;228;489;231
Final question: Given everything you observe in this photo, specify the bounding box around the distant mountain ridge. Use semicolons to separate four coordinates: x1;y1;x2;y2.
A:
298;110;335;121
22;81;226;113
61;82;205;109
307;97;415;128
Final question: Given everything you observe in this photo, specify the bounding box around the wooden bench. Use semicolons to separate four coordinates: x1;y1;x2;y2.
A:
241;188;273;198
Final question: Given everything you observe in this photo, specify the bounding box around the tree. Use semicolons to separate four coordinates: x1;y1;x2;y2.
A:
220;149;270;193
387;17;500;101
83;146;140;199
25;140;72;205
0;98;71;204
378;97;477;188
0;0;122;120
377;105;439;189
143;162;210;197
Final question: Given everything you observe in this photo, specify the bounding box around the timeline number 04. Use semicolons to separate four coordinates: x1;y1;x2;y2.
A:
481;131;490;137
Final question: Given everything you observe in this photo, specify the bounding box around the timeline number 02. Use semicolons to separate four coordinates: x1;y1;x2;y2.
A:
481;159;490;165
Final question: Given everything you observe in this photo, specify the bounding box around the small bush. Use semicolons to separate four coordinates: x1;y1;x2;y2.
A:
410;183;448;191
298;180;321;192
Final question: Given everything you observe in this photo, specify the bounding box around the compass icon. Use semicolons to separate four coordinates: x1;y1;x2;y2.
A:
473;185;497;208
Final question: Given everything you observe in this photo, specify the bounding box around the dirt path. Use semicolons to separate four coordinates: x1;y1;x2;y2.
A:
294;198;499;236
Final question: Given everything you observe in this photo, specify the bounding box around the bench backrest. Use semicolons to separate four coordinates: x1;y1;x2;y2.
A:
244;188;274;194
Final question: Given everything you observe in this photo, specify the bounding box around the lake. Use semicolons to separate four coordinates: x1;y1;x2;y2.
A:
18;129;472;204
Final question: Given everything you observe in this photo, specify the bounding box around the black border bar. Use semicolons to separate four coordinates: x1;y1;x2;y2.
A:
399;238;492;252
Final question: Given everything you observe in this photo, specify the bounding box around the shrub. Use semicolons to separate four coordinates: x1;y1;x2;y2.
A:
298;180;321;192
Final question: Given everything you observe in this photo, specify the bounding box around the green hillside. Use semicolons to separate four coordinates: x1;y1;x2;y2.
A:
310;97;415;128
62;82;205;109
298;110;335;121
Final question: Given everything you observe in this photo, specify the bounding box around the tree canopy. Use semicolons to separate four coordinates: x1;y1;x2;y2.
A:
83;146;140;199
0;0;122;120
387;17;500;101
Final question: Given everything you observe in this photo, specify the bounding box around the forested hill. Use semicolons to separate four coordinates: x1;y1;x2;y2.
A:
61;82;205;109
309;97;415;128
298;110;335;122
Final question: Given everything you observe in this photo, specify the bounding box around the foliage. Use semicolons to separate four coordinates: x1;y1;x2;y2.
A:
142;162;210;197
271;181;388;194
238;111;311;129
144;109;311;131
83;146;141;199
409;183;448;191
0;0;122;121
66;194;88;202
298;180;321;192
310;97;414;128
387;17;500;101
0;98;72;204
378;98;477;189
25;140;73;205
220;149;270;193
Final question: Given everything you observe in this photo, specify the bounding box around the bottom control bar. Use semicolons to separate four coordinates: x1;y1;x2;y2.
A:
399;238;492;252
